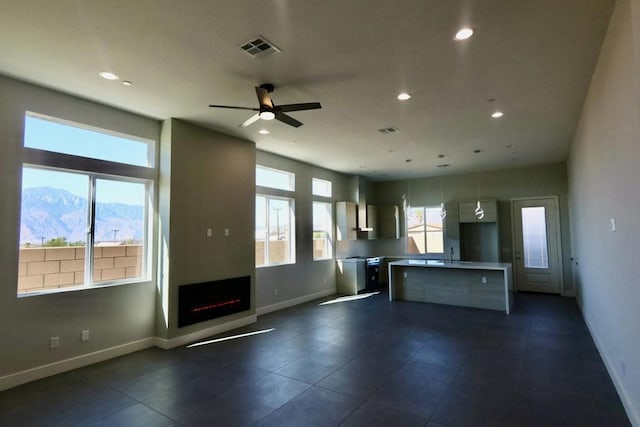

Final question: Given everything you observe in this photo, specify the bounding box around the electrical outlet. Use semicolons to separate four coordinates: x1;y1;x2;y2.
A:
481;276;487;284
224;228;230;236
81;330;90;342
206;228;212;237
50;336;59;349
274;288;278;296
403;272;408;278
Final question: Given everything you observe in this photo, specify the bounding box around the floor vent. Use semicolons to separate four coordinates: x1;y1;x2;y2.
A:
240;36;281;58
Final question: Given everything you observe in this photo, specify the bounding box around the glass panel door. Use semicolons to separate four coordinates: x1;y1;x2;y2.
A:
521;206;549;269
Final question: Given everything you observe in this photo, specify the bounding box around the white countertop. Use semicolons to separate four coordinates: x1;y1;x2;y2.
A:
388;259;511;271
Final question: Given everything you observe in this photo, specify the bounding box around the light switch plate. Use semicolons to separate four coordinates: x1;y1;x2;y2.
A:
610;218;616;232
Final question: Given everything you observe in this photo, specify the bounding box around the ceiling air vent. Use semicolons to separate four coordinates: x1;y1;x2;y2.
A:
240;36;281;58
378;126;400;134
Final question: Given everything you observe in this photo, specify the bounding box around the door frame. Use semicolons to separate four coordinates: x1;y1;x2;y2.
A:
510;196;564;294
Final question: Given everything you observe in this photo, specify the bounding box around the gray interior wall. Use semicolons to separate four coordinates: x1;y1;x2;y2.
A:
369;163;572;291
568;0;640;422
159;119;256;339
255;151;351;310
0;76;159;377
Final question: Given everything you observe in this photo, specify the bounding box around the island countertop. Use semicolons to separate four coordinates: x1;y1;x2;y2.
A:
388;259;512;271
388;260;513;313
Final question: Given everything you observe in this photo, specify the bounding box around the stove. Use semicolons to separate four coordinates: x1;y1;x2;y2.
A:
346;256;381;290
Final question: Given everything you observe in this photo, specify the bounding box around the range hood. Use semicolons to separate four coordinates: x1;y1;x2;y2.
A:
356;176;373;232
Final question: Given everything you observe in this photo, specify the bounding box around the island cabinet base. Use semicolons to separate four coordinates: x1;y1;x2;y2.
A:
388;261;513;313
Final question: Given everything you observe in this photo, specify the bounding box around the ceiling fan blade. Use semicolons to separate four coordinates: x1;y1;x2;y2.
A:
255;87;274;109
240;113;260;127
209;105;259;111
275;112;303;128
277;102;322;112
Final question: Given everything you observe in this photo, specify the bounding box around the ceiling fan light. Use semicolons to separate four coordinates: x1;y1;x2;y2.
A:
259;111;275;120
454;28;474;41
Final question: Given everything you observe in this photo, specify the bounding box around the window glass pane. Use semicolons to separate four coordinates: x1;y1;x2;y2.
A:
312;178;332;197
255;196;266;266
256;165;295;191
425;207;444;253
313;201;332;260
406;206;444;254
93;179;146;283
24;114;152;167
18;167;88;294
268;198;292;264
407;207;426;254
522;206;549;269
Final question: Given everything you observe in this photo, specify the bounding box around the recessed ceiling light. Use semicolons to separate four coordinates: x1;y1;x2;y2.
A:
258;129;270;135
98;71;119;81
454;28;474;41
397;92;411;101
122;80;133;86
491;111;504;118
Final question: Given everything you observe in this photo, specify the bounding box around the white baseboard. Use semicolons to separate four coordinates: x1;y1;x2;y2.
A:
256;288;336;316
581;307;639;427
0;337;155;392
1;293;334;392
153;314;257;349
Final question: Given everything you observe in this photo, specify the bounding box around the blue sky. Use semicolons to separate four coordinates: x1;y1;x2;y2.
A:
22;115;148;205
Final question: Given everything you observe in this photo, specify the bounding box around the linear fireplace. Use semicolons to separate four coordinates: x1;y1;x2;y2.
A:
178;276;251;327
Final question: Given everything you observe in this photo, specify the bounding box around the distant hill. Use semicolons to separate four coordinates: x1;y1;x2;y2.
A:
20;187;144;246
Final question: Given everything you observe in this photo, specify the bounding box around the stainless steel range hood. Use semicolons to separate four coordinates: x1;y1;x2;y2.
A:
356;176;373;232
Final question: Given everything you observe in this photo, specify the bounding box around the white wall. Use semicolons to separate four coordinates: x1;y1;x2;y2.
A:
568;0;640;423
0;76;160;388
255;151;352;313
158;119;256;340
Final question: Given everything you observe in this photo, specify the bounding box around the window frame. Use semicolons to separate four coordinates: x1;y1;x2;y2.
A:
256;165;295;192
312;200;333;261
255;194;296;267
18;113;156;296
406;205;444;255
312;178;332;198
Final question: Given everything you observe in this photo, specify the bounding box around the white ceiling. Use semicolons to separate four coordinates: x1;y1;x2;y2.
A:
0;0;615;180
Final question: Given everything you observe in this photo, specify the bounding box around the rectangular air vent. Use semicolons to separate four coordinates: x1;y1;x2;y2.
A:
378;126;400;134
240;36;281;58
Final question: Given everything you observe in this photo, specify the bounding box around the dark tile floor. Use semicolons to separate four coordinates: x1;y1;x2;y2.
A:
0;292;632;426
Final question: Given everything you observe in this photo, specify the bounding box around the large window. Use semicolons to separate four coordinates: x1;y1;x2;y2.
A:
313;202;333;260
255;195;296;266
256;165;295;191
312;178;333;260
407;206;444;254
312;178;332;198
17;113;155;295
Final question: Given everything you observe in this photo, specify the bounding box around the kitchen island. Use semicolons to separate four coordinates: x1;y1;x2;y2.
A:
388;260;513;313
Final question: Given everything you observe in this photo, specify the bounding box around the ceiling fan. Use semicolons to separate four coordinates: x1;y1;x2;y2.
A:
209;83;321;128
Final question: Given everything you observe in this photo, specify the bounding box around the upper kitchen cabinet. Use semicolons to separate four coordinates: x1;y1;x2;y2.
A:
336;201;357;240
378;205;399;239
459;200;498;223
